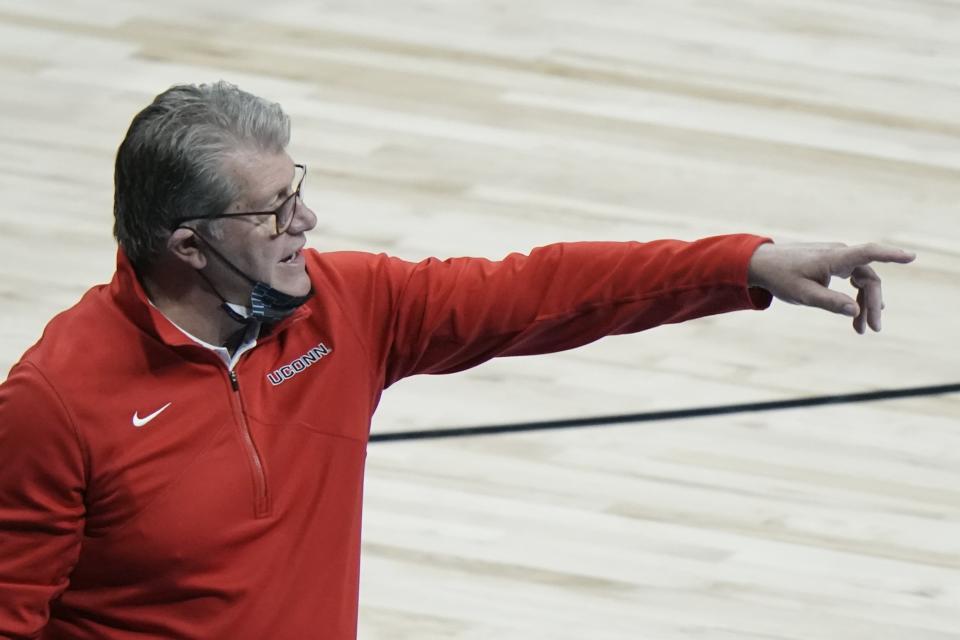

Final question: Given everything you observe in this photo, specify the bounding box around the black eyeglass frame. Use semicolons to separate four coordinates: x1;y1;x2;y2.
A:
170;164;307;235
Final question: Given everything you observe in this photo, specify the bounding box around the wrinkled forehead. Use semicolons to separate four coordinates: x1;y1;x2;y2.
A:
221;149;296;210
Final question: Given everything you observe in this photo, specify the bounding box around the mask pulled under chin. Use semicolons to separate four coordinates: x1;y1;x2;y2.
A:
186;230;313;325
221;281;313;324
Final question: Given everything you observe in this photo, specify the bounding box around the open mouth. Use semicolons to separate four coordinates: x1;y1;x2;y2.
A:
280;250;301;264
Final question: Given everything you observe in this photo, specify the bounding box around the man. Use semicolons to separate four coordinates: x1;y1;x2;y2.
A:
0;81;915;639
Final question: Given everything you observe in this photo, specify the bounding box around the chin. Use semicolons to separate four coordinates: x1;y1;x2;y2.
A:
272;270;312;297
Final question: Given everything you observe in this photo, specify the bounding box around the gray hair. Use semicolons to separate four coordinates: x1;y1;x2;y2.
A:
113;81;291;269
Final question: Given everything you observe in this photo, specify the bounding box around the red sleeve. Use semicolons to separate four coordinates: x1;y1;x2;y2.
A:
0;362;87;638
373;234;771;386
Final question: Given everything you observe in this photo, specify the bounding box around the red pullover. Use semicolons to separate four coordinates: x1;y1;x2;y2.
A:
0;236;771;639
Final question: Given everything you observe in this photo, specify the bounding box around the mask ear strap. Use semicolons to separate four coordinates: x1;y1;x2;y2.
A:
193;268;256;325
175;226;257;325
186;227;258;286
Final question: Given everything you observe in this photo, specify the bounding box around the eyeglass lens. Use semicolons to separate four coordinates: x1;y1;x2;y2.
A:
276;166;305;234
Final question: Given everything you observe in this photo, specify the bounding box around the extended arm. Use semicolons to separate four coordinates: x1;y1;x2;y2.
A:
376;234;772;384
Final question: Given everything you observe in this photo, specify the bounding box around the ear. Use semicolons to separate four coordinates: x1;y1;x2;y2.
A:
166;227;207;270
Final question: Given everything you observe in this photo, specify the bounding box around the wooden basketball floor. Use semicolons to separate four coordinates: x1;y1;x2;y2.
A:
0;1;958;637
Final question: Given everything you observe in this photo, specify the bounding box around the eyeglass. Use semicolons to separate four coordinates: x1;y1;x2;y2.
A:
171;164;307;235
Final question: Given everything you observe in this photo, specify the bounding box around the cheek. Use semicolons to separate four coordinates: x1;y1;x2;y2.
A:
237;250;270;276
242;237;282;275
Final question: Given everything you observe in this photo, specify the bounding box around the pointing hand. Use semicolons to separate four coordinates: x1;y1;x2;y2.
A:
747;242;917;334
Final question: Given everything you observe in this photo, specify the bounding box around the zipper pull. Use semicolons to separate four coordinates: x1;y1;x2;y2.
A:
229;370;239;391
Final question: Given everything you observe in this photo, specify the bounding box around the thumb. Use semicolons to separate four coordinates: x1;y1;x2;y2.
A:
795;279;860;317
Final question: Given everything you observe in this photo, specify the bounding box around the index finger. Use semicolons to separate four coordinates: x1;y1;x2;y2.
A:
831;243;917;276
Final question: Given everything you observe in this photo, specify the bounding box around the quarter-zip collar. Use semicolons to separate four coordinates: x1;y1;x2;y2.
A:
108;248;312;356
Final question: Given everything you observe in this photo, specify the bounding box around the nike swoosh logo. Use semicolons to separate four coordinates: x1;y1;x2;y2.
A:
132;402;172;428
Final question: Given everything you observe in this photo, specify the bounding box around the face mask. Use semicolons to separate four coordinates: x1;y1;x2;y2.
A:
222;282;312;324
190;231;312;324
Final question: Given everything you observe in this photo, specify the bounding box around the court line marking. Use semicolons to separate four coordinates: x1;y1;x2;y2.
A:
370;383;960;443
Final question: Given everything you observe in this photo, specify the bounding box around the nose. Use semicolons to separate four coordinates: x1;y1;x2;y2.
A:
287;197;317;235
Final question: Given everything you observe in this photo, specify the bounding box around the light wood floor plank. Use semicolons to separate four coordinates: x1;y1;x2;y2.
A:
0;1;957;637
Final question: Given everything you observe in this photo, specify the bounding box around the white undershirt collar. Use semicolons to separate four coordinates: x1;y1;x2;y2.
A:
148;300;261;370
